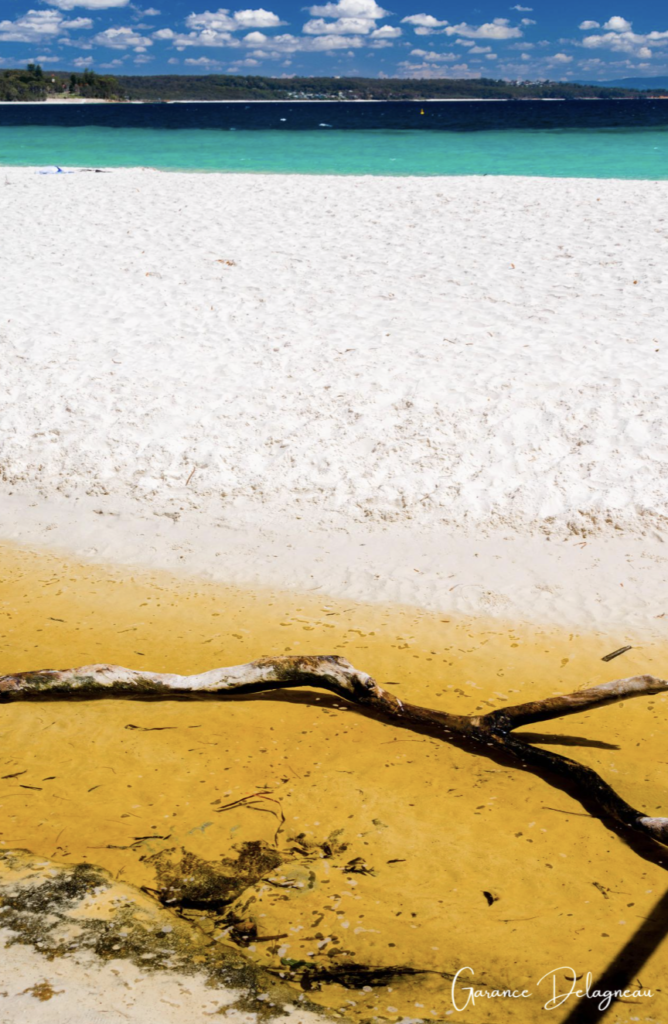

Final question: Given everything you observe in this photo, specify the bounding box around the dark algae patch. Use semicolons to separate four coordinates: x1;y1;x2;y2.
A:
0;850;323;1019
19;980;65;1000
143;841;283;912
0;846;444;1018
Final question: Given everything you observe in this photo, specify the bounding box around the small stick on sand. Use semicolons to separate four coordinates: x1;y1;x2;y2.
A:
601;645;633;662
1;656;667;846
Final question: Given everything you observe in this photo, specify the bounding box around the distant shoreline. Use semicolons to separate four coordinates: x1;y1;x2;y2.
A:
0;96;663;105
4;66;665;104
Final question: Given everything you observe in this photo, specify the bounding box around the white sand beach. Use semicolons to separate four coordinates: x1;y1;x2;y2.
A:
2;166;668;1022
1;167;667;634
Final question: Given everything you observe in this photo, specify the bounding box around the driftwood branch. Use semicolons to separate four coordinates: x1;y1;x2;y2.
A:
2;656;667;846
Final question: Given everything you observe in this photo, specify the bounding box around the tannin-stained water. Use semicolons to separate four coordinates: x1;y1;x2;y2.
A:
1;541;666;1021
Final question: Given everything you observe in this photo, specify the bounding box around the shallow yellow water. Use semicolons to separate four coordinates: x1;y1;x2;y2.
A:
1;542;667;1022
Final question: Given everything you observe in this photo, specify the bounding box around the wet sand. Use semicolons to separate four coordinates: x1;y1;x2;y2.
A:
1;542;667;1021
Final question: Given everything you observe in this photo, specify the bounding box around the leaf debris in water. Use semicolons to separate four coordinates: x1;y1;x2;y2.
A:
125;724;177;731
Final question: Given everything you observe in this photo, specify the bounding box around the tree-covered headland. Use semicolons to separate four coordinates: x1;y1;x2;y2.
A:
0;65;119;102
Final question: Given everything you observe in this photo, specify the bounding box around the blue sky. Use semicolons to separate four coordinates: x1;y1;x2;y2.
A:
0;0;666;80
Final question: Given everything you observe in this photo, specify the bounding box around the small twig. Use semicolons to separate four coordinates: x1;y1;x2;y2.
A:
602;645;633;662
215;791;285;845
215;792;273;813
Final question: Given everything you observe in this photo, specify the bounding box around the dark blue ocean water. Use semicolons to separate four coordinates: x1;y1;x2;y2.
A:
1;100;668;176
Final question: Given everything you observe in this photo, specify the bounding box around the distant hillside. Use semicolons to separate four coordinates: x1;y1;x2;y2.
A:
3;66;667;103
3;66;667;102
95;75;653;102
578;76;668;90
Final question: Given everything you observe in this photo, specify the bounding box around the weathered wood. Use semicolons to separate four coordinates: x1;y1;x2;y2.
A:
2;656;667;845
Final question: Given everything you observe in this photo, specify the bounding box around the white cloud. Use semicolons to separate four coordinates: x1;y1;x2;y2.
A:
67;18;93;28
397;59;480;78
290;30;364;48
133;0;542;60
242;29;270;42
143;7;161;14
184;8;285;32
306;0;388;19
444;18;522;40
520;18;535;25
302;16;375;34
299;0;389;41
550;51;572;62
0;9;92;41
233;8;285;27
409;47;456;61
164;0;396;50
370;23;400;38
92;24;153;46
510;4;532;9
184;54;220;63
582;21;668;57
227;56;260;64
603;16;632;32
400;12;452;37
239;29;364;50
164;28;236;46
46;0;128;7
578;20;600;29
401;13;448;29
184;8;234;30
71;53;94;64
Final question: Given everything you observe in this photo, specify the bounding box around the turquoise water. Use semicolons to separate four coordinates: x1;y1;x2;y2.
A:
1;125;668;177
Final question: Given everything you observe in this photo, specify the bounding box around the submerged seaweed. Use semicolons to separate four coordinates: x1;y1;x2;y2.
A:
0;850;323;1020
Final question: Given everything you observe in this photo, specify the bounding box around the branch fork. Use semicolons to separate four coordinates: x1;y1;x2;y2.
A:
2;656;667;846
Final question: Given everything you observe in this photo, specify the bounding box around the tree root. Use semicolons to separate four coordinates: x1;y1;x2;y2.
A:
2;655;667;846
